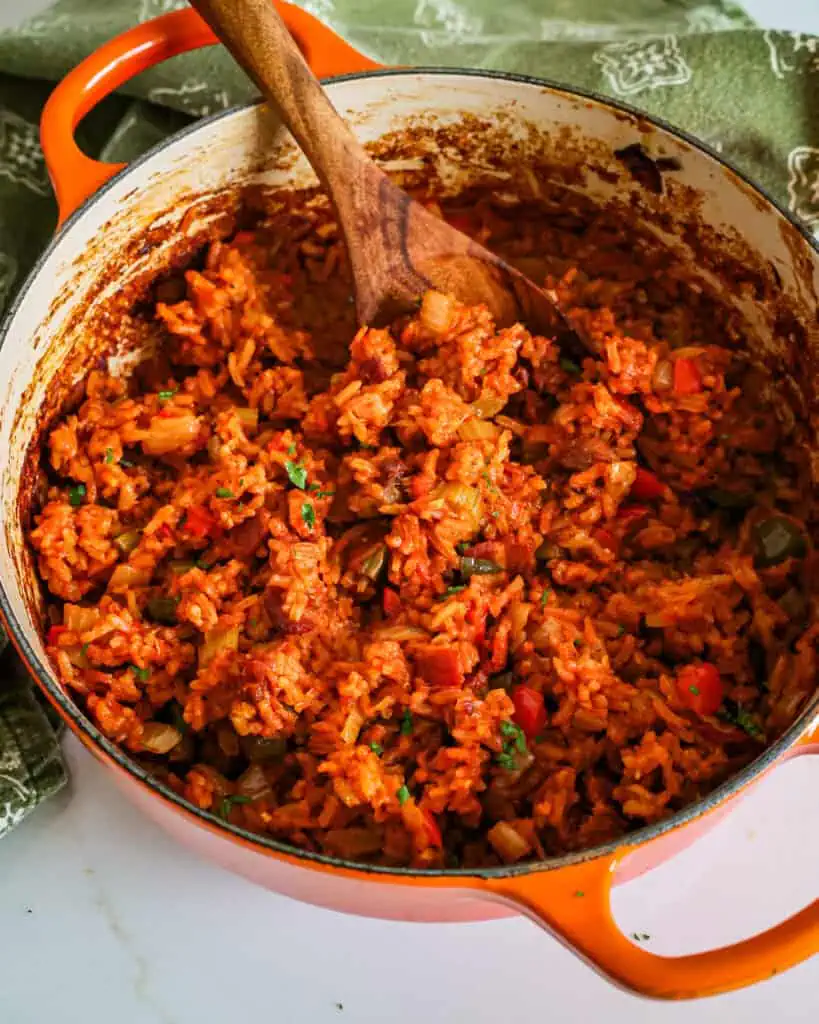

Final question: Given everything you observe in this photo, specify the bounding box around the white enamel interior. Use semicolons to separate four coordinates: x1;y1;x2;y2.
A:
0;71;816;866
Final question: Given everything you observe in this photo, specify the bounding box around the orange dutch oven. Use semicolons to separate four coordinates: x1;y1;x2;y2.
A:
0;2;816;1001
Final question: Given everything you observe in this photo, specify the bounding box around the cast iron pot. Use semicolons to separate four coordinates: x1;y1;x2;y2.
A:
0;3;817;1000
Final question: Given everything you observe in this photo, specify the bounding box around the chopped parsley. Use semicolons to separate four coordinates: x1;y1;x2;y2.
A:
104;448;114;464
540;589;551;607
68;483;86;507
689;684;700;696
400;709;413;735
496;751;518;770
734;707;764;739
369;742;383;756
287;443;297;456
616;625;626;637
285;459;307;489
500;720;527;754
574;890;585;898
81;643;90;656
573;637;582;648
119;457;135;469
440;584;467;598
720;700;765;739
308;482;336;498
217;794;253;819
396;785;410;805
158;389;177;401
215;487;233;499
301;502;316;530
129;664;150;682
560;357;581;374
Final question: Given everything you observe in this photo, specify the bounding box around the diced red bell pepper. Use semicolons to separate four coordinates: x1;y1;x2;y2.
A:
182;505;216;539
382;587;401;618
676;662;724;717
616;503;652;525
673;357;702;395
421;808;442;848
511;684;547;740
46;625;67;645
630;467;665;501
467;605;487;647
594;527;617;551
417;647;464;687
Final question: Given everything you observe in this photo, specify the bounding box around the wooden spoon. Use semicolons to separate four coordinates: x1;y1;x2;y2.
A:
190;0;570;336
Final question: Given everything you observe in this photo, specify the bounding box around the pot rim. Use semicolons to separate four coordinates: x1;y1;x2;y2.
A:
3;66;818;881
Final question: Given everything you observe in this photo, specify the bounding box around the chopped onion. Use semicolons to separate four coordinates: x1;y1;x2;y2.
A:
114;530;141;555
458;418;499;442
236;407;259;431
109;563;150;592
200;624;240;667
140;723;183;754
470;395;506;420
63;604;100;634
142;414;202;455
652;359;674;392
420;290;455;335
340;707;364;744
487;821;532;864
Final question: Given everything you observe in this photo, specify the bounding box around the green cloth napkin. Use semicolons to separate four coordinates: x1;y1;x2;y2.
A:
0;0;817;837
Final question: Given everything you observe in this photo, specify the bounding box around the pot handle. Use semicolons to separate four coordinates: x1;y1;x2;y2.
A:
40;3;380;225
482;720;819;1000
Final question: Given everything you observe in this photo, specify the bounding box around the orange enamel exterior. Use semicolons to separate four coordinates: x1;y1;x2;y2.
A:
40;3;381;225
30;3;819;999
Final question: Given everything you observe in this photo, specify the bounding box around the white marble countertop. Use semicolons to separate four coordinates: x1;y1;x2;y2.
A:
1;1;818;1022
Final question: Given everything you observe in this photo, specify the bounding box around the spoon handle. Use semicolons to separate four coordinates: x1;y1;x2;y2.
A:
189;0;372;202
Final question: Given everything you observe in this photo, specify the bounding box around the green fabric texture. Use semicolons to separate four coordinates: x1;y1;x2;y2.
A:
0;0;817;836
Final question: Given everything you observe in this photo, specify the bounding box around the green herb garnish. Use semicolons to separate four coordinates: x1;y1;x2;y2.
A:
616;625;626;637
540;589;551;607
720;700;765;740
130;664;150;682
105;448;114;464
68;484;86;507
400;709;413;735
574;890;585;898
287;443;297;456
215;487;233;499
560;358;581;374
631;932;650;943
689;684;700;696
440;584;467;598
396;785;410;805
369;742;383;756
285;460;307;489
120;458;135;469
301;502;316;530
217;794;253;820
81;643;90;656
158;389;177;401
734;707;764;738
496;752;517;770
500;719;527;754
